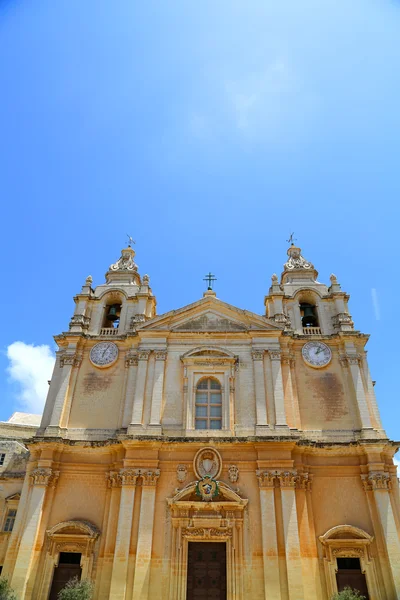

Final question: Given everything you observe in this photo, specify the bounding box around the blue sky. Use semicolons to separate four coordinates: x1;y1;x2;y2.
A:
1;0;400;449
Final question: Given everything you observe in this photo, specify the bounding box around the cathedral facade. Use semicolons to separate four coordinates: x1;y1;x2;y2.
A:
0;244;399;600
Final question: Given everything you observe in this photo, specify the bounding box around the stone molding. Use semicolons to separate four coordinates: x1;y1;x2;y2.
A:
118;468;160;487
30;467;59;488
60;353;82;368
361;472;391;491
332;313;354;331
339;353;362;367
281;352;295;366
182;527;232;539
251;350;264;361
125;351;139;367
256;470;311;490
268;350;282;362
107;471;122;488
69;315;90;330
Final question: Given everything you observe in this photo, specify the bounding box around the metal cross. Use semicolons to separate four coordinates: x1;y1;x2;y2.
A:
203;272;217;290
126;234;136;248
286;232;297;246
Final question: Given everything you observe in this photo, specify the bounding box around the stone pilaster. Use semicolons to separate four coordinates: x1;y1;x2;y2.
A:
132;469;160;599
252;350;269;433
109;469;138;600
148;350;167;434
362;472;400;595
256;471;281;600
46;352;81;434
268;351;288;428
11;468;59;597
277;471;304;598
129;350;151;430
121;352;138;428
341;354;373;432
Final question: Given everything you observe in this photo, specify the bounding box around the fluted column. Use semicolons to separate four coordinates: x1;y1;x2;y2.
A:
278;471;304;599
342;354;373;431
268;351;288;428
11;467;59;597
256;471;281;600
47;353;81;433
109;469;138;600
362;473;400;596
129;350;151;430
149;351;167;434
252;350;269;432
132;469;160;599
122;352;138;428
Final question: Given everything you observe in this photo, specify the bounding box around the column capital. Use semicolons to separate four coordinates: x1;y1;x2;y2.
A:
125;351;138;367
276;470;298;489
60;353;82;368
154;350;167;361
297;473;312;491
120;468;140;486
252;350;264;361
140;469;160;486
361;472;391;491
138;350;151;361
268;350;282;361
30;467;59;488
339;353;362;367
107;471;122;488
281;352;295;366
256;470;276;488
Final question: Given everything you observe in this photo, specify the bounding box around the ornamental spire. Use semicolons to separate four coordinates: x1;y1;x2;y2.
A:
281;243;318;284
105;246;141;285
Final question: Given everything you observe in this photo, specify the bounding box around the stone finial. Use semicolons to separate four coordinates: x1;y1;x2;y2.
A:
329;273;342;293
284;245;314;272
142;274;150;285
269;273;282;294
85;275;93;286
109;247;138;272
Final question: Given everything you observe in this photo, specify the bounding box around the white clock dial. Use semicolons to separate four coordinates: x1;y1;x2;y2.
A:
302;341;332;368
90;342;119;368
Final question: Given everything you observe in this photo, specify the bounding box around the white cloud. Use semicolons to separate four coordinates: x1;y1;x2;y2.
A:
6;342;56;413
394;454;400;471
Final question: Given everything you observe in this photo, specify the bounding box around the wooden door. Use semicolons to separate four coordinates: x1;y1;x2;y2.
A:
186;542;227;600
49;552;82;600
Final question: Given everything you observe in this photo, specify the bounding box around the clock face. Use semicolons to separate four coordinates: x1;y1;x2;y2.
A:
302;341;332;368
90;342;119;368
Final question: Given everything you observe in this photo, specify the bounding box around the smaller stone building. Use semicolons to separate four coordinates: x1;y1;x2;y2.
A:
0;413;40;574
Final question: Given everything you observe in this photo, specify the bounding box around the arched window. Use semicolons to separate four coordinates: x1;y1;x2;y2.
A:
195;378;222;430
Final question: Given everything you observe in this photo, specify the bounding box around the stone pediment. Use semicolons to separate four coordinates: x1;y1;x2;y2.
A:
136;296;282;333
173;312;246;332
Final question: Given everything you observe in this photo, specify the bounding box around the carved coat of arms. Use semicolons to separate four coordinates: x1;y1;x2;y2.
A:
196;476;219;502
193;448;222;480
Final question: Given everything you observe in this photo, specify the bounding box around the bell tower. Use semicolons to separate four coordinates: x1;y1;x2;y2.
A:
264;242;385;439
38;245;156;437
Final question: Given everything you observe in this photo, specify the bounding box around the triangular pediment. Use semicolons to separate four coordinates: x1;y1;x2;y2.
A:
6;493;21;501
136;296;283;333
173;311;247;332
